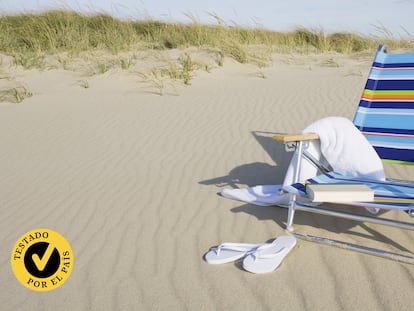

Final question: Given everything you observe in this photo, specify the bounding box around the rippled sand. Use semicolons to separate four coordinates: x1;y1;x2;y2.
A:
1;51;413;310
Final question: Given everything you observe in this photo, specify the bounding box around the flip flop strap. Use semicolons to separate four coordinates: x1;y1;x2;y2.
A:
251;246;286;262
214;243;261;255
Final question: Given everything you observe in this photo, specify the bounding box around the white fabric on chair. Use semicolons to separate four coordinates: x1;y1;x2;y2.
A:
220;117;385;206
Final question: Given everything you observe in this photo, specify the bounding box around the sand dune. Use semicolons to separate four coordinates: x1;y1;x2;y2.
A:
1;51;413;310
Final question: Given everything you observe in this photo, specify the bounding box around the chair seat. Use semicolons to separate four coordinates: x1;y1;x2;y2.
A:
283;172;414;211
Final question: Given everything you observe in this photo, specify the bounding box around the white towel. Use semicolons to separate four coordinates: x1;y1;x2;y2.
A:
220;117;385;206
220;185;289;207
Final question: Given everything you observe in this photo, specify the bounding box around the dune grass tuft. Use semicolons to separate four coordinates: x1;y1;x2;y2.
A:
0;85;32;103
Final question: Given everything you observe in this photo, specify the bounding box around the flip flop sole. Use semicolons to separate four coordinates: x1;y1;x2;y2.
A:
204;243;264;265
205;249;248;264
242;236;296;273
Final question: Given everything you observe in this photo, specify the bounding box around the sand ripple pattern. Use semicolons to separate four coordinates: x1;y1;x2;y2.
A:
1;56;413;310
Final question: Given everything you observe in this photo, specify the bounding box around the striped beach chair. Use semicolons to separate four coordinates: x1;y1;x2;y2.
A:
354;44;414;164
274;45;414;263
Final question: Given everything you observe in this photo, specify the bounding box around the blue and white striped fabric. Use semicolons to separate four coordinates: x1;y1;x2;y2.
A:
353;45;414;164
283;172;414;211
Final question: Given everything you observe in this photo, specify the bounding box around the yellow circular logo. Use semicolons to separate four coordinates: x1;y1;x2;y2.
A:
10;228;73;292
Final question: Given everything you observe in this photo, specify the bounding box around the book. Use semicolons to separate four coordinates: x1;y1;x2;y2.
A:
306;183;374;202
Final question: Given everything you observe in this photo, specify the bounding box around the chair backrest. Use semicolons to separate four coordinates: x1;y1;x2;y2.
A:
353;45;414;165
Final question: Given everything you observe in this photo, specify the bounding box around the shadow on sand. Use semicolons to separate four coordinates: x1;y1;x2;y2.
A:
199;131;291;188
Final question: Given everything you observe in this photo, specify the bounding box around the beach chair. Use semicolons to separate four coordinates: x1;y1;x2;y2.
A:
273;45;414;263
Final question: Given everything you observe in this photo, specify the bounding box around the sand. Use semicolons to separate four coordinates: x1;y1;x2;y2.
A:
1;50;413;310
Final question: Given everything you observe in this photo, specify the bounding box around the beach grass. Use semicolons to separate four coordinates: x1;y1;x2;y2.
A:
1;10;413;99
1;10;413;62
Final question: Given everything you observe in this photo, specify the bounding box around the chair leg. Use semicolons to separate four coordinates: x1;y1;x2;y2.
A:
285;140;304;231
286;194;297;231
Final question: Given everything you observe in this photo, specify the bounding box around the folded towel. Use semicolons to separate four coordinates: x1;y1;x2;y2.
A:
220;185;289;206
220;117;385;206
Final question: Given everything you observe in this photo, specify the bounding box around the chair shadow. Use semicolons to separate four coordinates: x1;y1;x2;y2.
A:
199;131;291;188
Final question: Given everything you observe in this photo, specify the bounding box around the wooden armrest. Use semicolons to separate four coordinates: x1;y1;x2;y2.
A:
272;132;320;143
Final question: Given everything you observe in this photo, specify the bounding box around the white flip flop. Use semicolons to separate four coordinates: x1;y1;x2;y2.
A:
242;236;296;274
205;242;264;264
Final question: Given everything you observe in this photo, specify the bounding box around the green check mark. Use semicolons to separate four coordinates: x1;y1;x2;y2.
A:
31;243;55;272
